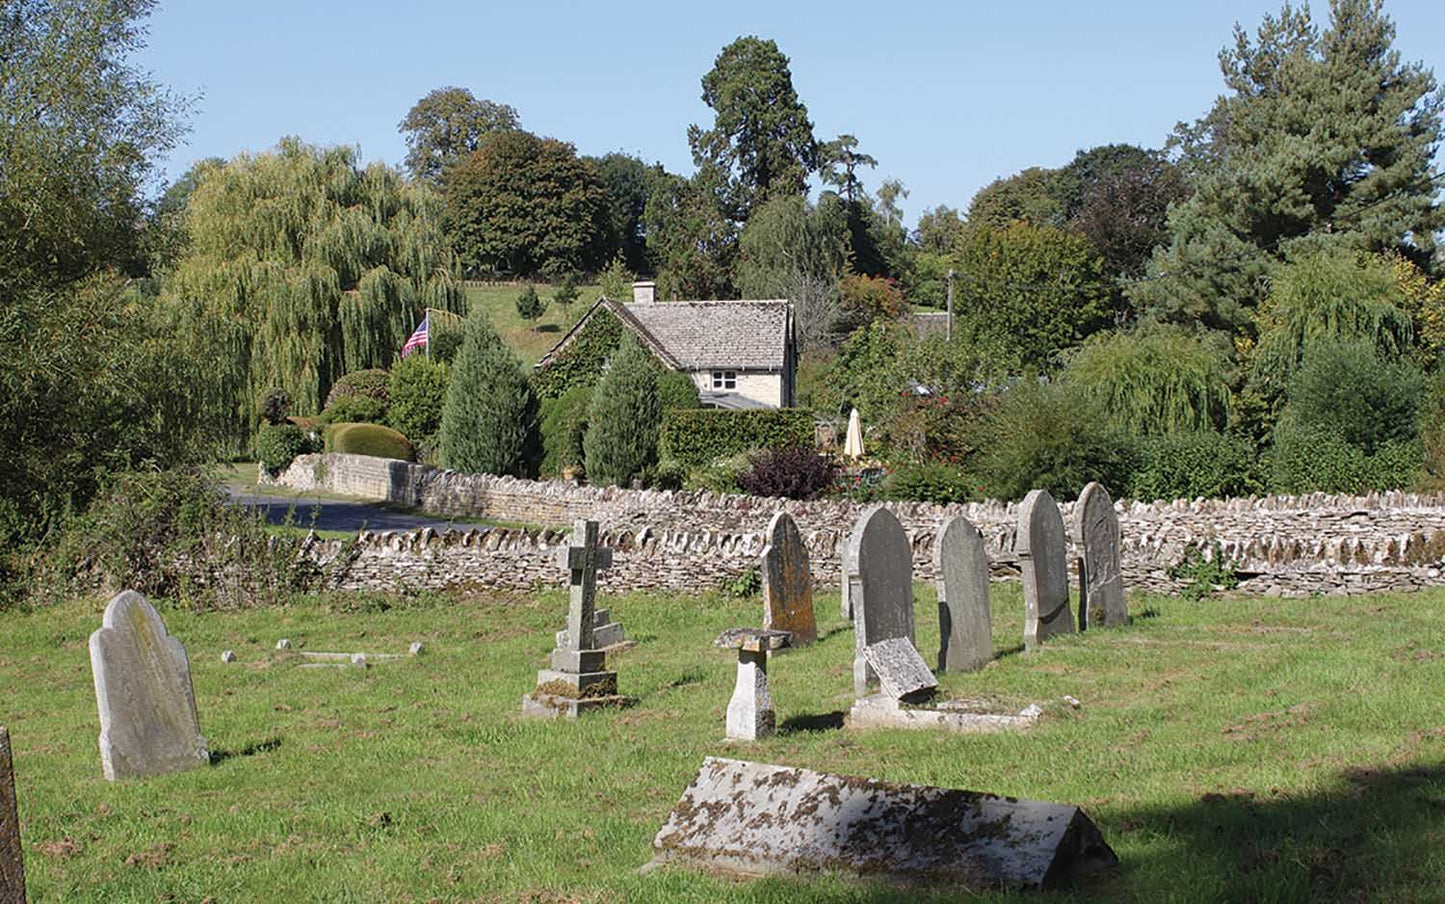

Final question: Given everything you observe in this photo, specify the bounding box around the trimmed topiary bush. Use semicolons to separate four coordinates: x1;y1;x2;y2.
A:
658;371;702;410
325;369;391;409
540;386;592;478
659;409;814;467
324;423;416;461
256;423;319;477
736;446;836;499
439;313;541;477
319;394;388;426
584;336;661;487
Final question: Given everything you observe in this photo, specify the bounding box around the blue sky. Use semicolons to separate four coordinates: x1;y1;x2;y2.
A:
139;0;1445;227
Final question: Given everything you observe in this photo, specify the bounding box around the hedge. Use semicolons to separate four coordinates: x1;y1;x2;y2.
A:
324;423;416;461
659;408;814;466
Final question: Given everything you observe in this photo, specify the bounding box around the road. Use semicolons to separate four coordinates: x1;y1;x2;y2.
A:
232;493;480;534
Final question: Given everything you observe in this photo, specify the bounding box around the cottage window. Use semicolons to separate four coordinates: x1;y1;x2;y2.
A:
711;370;737;390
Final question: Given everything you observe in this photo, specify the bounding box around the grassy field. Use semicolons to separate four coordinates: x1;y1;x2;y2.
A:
4;583;1444;902
464;282;603;365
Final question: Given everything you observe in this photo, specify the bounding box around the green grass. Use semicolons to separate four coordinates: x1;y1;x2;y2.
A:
464;283;601;364
6;584;1445;901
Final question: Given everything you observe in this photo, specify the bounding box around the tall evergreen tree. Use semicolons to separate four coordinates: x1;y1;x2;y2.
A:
438;313;541;477
1131;0;1443;332
584;337;661;487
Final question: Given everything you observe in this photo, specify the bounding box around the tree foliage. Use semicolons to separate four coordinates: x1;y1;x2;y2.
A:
163;139;464;444
819;134;876;203
438;313;540;477
398;87;519;184
735;194;849;349
642;170;736;299
584;337;661;487
1064;323;1235;435
589;152;663;273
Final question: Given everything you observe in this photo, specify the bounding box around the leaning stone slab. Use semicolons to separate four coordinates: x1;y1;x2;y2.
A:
1;726;24;904
649;757;1117;889
934;514;992;672
89;591;209;781
849;696;1043;734
862;637;937;703
1018;490;1074;651
760;512;816;645
1076;482;1126;628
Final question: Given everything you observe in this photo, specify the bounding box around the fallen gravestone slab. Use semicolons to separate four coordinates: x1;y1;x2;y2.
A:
849;696;1044;734
1;726;24;904
863;637;937;704
648;757;1117;890
89;591;209;781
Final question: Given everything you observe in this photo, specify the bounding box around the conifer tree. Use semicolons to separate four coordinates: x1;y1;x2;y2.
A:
584;337;661;487
438;313;541;477
515;285;546;328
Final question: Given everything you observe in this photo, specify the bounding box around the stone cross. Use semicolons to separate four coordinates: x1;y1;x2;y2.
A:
554;519;613;656
1017;490;1074;651
0;726;24;904
760;511;816;645
1076;482;1126;628
848;506;918;696
934;515;992;673
714;629;792;741
88;591;209;781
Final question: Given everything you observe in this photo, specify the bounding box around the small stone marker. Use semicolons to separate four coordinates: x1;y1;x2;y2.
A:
1018;490;1074;651
276;639;291;650
714;629;791;741
523;520;631;718
1076;482;1126;628
849;506;917;696
863;637;937;704
649;757;1118;889
220;650;237;664
349;653;368;669
934;515;992;673
1;726;25;904
759;512;816;645
89;591;209;781
408;642;425;656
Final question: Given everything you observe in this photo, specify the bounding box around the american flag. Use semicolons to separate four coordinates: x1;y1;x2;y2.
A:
401;314;428;358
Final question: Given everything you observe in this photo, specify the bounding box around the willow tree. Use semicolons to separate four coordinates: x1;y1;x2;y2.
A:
163;138;465;444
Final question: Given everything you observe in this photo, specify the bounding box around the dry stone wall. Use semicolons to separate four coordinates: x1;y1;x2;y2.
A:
268;453;1445;598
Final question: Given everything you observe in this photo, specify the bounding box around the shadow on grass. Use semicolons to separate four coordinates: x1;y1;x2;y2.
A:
1107;759;1445;900
992;643;1026;661
210;737;282;766
779;711;846;734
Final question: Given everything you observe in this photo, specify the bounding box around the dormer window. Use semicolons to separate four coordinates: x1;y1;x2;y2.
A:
711;370;737;390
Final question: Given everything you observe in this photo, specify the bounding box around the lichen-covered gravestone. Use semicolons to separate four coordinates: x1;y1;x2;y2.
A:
88;591;209;781
1018;490;1074;651
760;511;815;645
934;514;992;672
1076;482;1126;628
1;726;24;904
849;506;929;697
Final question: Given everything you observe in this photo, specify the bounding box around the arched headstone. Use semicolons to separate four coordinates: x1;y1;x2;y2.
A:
848;506;917;695
935;515;992;672
760;512;816;645
1017;491;1073;651
89;591;209;781
1076;482;1126;628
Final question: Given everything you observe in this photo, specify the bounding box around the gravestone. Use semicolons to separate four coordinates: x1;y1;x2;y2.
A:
863;637;937;703
934;515;992;672
1076;482;1126;628
848;506;918;696
714;629;792;741
88;591;209;781
649;757;1118;889
1018;490;1074;652
760;512;816;645
554;608;627;651
523;520;630;718
0;727;24;904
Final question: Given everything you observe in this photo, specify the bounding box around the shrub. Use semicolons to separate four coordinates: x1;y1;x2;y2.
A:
837;273;906;333
640;458;687;491
324;422;416;461
256;423;319;477
736;447;836;499
515;284;546;326
1063;323;1234;434
881;461;974;504
686;453;751;495
585;336;661;487
260;387;291;425
553;273;581;310
539;386;591;477
388;355;450;446
659;409;814;467
325;369;391;409
658;371;702;410
1269;422;1420;494
319;393;388;426
973;378;1138;501
439;313;541;477
1130;431;1262;501
1282;339;1422;454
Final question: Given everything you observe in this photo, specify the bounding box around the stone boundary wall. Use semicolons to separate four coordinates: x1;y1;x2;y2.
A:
268;453;1445;598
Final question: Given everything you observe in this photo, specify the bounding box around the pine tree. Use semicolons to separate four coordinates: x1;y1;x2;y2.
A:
515;285;546;328
438;313;541;477
583;337;661;487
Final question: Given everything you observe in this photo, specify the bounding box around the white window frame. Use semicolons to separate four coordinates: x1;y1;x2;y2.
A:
711;370;737;390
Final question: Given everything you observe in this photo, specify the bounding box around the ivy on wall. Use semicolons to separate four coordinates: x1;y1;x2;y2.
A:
532;307;626;398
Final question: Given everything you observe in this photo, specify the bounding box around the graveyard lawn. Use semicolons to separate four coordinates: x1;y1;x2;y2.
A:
3;585;1445;902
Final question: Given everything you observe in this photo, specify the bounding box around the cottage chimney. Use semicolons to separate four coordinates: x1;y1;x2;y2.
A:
632;280;656;305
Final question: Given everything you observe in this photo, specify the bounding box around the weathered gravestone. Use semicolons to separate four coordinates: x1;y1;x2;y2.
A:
1018;490;1074;652
934;514;992;672
523;520;631;718
0;727;24;904
1076;482;1126;628
849;506;922;696
863;637;937;703
760;512;816;646
648;757;1118;889
88;591;209;781
714;629;791;741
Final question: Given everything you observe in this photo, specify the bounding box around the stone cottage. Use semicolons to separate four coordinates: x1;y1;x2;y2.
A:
535;281;796;409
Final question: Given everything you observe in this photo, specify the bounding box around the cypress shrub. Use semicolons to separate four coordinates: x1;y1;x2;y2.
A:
438;314;541;477
584;336;660;487
540;386;592;477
